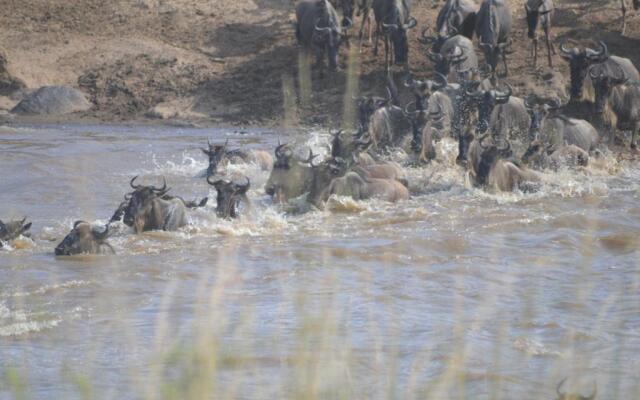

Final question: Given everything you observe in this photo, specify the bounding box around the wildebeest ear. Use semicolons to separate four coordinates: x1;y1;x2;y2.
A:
22;223;32;233
202;148;212;156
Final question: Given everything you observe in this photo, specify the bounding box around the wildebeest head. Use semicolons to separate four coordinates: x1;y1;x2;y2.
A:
404;73;448;110
0;218;32;245
476;134;511;185
354;92;391;133
469;84;512;135
265;143;318;203
382;7;417;65
428;43;468;77
308;155;350;206
521;138;550;166
589;62;628;114
407;101;444;162
54;221;112;256
525;95;561;141
202;139;228;177
330;129;371;160
313;1;350;71
555;378;597;400
208;176;250;219
560;41;608;100
122;176;171;233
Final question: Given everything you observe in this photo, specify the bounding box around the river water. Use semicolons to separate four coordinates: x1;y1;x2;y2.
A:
0;123;639;399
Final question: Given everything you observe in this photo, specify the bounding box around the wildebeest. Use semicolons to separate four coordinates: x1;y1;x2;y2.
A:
406;101;446;163
525;97;600;151
436;0;477;41
522;139;589;170
555;378;597;400
326;171;409;202
589;63;640;148
207;176;251;219
469;84;531;146
620;0;640;35
475;0;512;76
356;87;411;148
201;139;273;177
54;221;113;256
467;134;541;191
265;143;318;203
355;0;375;49
0;218;32;247
559;41;639;102
525;0;554;68
296;0;349;71
114;176;207;233
422;33;478;81
372;0;417;68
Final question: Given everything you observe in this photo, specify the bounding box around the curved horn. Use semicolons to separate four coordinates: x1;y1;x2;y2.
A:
151;177;167;193
478;134;492;149
130;176;142;189
556;378;567;397
433;72;448;90
497;138;511;153
301;149;319;165
342;17;353;29
403;101;421;116
93;224;110;241
275;142;288;159
404;75;416;88
427;49;443;63
495;83;512;100
587;41;608;60
236;177;251;194
315;18;332;32
382;22;399;30
403;17;417;30
524;94;536;109
419;28;436;44
546;97;562;110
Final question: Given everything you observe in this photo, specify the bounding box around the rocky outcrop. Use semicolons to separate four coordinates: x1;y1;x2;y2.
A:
11;86;92;115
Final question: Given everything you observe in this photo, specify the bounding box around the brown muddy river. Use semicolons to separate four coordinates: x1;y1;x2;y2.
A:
1;123;639;399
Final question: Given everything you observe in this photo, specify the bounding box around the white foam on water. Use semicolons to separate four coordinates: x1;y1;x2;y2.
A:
0;301;62;337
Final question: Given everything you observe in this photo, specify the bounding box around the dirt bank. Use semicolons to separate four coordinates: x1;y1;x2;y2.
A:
0;0;639;127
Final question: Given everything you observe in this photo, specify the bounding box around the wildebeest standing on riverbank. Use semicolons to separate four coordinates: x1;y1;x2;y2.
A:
296;0;348;71
475;0;512;76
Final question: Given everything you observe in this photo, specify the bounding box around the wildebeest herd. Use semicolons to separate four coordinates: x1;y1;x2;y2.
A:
1;0;638;274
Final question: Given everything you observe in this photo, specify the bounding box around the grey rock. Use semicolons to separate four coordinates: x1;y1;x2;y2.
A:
11;86;91;115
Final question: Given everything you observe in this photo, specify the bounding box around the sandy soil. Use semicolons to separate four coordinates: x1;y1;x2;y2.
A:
0;0;639;127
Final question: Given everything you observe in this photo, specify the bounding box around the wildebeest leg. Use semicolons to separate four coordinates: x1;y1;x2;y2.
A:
532;37;538;68
384;34;390;71
621;0;628;35
358;10;367;51
374;23;380;55
502;50;509;77
632;122;639;150
545;29;553;67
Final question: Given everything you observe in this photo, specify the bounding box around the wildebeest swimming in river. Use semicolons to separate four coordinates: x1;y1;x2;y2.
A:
207;176;251;219
55;221;114;256
110;176;208;233
0;218;32;248
201;139;273;178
